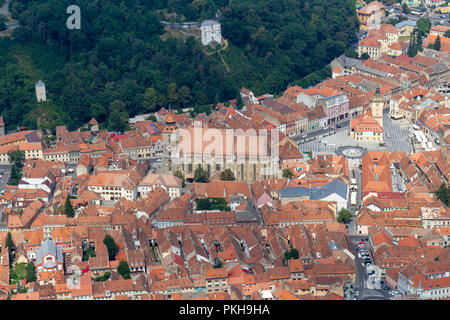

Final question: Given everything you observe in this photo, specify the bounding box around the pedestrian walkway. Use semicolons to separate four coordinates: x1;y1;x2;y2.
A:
298;112;413;155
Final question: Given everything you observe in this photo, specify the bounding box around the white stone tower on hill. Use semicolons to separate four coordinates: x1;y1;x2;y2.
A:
201;20;221;46
35;80;47;103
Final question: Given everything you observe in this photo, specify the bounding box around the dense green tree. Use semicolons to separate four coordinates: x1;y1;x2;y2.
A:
408;33;418;57
416;18;431;35
8;150;25;166
213;258;223;269
434;183;449;206
117;260;131;279
417;31;423;52
282;168;294;179
173;169;186;188
167;83;179;109
143;88;160;113
178;86;192;109
107;100;128;133
90;104;108;124
289;248;299;260
196;198;230;211
82;248;96;261
344;48;359;59
194;167;209;183
434;35;441;51
103;235;119;261
6;232;15;267
337;209;352;223
64;196;75;218
0;16;6;32
220;168;235;181
94;271;111;282
25;262;36;282
0;0;358;131
6;232;14;251
359;52;370;60
283;245;299;264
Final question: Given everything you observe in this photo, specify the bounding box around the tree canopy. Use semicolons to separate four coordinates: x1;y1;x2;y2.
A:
337;209;352;223
283;245;299;264
434;36;441;51
416;18;431;35
282;168;295;179
64;196;75;218
26;262;37;282
103;235;119;261
196;198;230;211
117;260;131;279
194;167;210;183
0;0;358;131
220;168;235;181
435;183;449;207
7;150;25;186
173;169;186;188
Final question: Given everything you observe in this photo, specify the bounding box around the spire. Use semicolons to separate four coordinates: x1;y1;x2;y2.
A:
165;112;175;125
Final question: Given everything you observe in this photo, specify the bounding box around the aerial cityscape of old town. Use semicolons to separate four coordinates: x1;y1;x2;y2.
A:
0;0;449;301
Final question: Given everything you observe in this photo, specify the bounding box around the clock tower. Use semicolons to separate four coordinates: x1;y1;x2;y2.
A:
370;87;384;127
162;112;177;173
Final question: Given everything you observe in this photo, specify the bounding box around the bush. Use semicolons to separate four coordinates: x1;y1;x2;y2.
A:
337;209;352;223
117;260;131;279
94;271;111;282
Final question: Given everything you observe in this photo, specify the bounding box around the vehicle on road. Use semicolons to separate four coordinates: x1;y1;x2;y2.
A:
350;192;357;206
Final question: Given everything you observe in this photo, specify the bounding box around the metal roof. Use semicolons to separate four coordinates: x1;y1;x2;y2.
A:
280;179;348;200
36;239;64;266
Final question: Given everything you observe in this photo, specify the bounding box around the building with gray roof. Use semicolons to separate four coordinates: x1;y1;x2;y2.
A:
35;239;64;272
280;179;348;211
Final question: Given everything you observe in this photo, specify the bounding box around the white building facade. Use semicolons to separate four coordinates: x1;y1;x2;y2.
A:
201;20;222;46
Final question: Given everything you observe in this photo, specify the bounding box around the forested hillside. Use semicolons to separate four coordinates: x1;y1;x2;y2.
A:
0;0;358;132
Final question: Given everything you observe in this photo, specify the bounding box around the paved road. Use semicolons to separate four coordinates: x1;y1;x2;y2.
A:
0;164;12;193
349;235;391;300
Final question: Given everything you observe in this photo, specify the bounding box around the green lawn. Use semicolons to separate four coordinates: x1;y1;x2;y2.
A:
10;263;27;282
